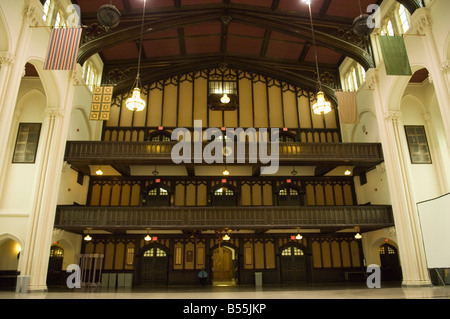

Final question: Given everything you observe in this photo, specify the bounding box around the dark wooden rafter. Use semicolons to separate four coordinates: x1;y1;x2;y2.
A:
397;0;423;14
77;5;374;69
105;54;338;104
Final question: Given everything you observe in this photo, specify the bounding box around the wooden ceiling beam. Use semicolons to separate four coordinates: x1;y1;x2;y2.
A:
78;6;372;68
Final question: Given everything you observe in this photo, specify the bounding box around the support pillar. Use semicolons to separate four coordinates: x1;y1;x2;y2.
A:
411;8;450;153
366;69;432;287
0;4;37;196
18;70;79;292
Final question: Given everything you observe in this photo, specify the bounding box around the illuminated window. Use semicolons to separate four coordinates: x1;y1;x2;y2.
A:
381;20;395;36
358;64;366;84
54;12;61;28
143;248;167;257
42;0;51;21
214;187;234;196
345;67;359;91
282;247;304;256
398;4;410;34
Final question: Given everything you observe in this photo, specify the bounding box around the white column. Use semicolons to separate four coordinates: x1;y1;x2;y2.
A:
423;113;450;194
0;4;38;196
19;69;79;292
0;52;16;108
411;8;450;153
367;69;432;287
441;60;450;101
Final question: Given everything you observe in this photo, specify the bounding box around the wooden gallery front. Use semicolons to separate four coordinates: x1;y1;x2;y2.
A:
54;67;394;287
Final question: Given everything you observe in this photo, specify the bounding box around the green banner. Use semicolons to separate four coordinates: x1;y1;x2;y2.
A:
379;35;412;76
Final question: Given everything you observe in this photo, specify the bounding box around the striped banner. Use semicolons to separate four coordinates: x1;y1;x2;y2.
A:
44;28;83;70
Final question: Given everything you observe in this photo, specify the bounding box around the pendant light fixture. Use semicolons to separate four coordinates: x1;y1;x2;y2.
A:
125;0;147;112
303;0;332;115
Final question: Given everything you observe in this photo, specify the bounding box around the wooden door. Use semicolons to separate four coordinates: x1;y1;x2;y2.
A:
281;246;307;283
141;247;168;285
213;247;233;281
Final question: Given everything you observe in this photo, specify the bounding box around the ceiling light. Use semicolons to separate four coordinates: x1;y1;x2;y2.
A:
220;93;230;104
144;234;152;241
125;0;147;112
84;234;92;241
295;233;303;240
223;167;230;176
222;234;230;241
305;0;333;115
96;167;104;175
355;233;362;239
312;91;332;115
344;169;352;176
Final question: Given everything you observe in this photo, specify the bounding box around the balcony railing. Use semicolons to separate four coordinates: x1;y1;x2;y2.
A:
63;141;384;165
55;205;394;231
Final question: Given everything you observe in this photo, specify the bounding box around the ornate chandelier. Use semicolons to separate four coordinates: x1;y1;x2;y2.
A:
303;0;332;115
125;0;147;112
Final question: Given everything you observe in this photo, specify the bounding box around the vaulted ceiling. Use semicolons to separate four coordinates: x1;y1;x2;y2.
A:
72;0;423;97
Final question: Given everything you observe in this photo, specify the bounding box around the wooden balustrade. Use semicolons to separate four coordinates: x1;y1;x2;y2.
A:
55;205;394;231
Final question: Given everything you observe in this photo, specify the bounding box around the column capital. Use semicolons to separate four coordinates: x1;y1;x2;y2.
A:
69;64;84;86
384;110;403;122
0;51;16;67
440;60;450;73
43;107;64;120
365;68;379;90
410;7;432;35
23;4;42;28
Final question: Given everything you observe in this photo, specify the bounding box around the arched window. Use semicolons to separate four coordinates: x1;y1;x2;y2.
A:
212;185;238;207
398;4;410;34
148;131;171;142
277;186;303;206
142;186;171;206
143;247;167;257
381;20;395;36
42;0;51;22
281;246;304;256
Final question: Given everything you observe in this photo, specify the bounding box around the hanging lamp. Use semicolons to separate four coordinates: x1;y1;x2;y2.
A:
303;0;332;115
125;0;147;112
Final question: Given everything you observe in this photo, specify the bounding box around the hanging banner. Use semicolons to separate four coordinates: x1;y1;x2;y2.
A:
336;91;359;124
379;35;412;76
90;86;114;121
44;27;83;70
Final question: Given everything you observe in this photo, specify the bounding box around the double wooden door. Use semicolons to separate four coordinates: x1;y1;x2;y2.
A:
212;247;233;281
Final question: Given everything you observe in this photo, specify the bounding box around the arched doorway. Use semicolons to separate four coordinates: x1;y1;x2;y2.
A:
280;244;310;284
211;245;237;285
47;245;64;286
379;243;402;282
0;237;21;290
136;244;169;286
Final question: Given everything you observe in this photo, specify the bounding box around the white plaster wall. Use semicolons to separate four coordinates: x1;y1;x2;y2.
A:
400;93;442;202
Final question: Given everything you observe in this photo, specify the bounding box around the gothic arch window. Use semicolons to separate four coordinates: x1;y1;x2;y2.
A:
398;4;410;34
142;185;171;206
277;185;304;206
148;130;171;142
211;184;238;207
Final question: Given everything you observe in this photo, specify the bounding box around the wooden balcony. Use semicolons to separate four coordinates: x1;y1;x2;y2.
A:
54;205;394;234
64;141;384;176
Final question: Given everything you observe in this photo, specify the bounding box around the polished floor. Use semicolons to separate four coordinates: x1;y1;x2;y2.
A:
1;282;450;299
